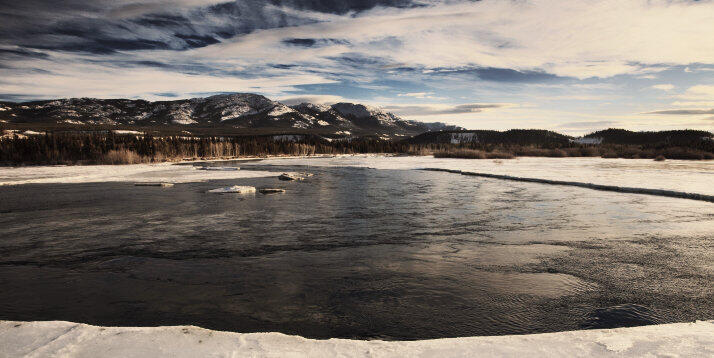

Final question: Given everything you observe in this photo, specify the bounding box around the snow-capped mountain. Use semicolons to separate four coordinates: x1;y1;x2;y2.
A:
0;94;461;137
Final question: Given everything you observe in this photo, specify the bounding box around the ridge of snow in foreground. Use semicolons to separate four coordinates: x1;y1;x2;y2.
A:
1;320;712;358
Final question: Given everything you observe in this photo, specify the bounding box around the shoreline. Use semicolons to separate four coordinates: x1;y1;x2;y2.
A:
2;320;712;357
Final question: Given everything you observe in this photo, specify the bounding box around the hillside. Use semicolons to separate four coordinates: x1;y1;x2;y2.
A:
585;129;713;145
404;129;572;145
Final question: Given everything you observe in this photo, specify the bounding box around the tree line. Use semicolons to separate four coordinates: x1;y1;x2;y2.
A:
1;131;712;165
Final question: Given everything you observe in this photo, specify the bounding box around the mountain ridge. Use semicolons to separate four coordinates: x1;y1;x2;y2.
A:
0;93;462;138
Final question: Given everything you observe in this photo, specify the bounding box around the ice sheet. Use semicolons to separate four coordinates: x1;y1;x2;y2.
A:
247;155;714;196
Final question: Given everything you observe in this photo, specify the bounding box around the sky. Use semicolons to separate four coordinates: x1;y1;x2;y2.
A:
0;0;713;134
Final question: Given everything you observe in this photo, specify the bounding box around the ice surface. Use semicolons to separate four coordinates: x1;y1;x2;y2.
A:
1;320;711;358
246;155;714;197
0;163;276;185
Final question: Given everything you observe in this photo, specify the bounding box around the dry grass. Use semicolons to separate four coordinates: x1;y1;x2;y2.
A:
102;149;147;164
434;148;515;159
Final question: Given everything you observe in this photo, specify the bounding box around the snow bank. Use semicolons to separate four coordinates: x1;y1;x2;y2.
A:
1;320;711;357
423;168;714;203
0;163;276;185
111;130;143;135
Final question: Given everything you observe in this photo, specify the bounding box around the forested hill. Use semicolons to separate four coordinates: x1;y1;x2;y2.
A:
584;129;713;145
404;129;572;145
404;129;713;146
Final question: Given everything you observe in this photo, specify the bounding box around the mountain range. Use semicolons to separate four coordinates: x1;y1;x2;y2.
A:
0;93;461;138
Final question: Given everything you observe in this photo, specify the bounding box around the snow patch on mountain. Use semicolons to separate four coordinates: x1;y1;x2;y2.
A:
268;104;296;117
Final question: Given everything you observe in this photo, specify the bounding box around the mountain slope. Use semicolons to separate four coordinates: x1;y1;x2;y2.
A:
0;94;461;138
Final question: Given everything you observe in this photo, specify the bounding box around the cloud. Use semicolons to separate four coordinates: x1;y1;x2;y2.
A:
646;109;714;115
277;94;347;105
396;92;441;99
651;84;674;91
0;59;337;101
381;103;507;116
557;120;618;129
674;85;714;101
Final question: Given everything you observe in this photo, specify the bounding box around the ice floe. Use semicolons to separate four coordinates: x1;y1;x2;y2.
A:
207;185;256;194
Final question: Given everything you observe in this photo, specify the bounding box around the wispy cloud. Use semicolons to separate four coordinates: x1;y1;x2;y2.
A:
646;109;714;115
381;103;509;116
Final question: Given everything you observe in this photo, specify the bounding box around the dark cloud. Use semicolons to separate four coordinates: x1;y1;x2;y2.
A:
427;67;562;83
283;38;317;46
266;0;420;14
0;93;52;102
0;0;385;58
152;92;180;97
646;109;714;115
0;48;50;60
282;38;349;47
0;0;427;50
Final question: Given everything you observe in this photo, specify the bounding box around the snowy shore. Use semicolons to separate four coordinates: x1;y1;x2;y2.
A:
1;320;712;357
0;162;277;185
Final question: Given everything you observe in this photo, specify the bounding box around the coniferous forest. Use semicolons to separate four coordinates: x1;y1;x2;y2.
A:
1;129;713;165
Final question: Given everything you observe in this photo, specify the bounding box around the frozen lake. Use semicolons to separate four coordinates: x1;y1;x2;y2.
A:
0;156;712;339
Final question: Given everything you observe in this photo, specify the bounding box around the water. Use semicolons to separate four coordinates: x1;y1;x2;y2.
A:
0;158;712;339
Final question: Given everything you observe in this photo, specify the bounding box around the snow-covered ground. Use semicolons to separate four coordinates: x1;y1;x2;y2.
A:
0;163;276;185
246;155;714;196
1;320;712;358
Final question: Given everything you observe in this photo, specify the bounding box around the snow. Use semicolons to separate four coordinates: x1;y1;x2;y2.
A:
292;103;331;113
112;130;143;135
243;155;714;197
0;163;276;185
167;104;197;124
207;185;256;194
272;135;305;142
171;118;198;125
0;320;711;358
450;132;477;144
268;104;295;117
571;137;603;145
22;130;44;135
